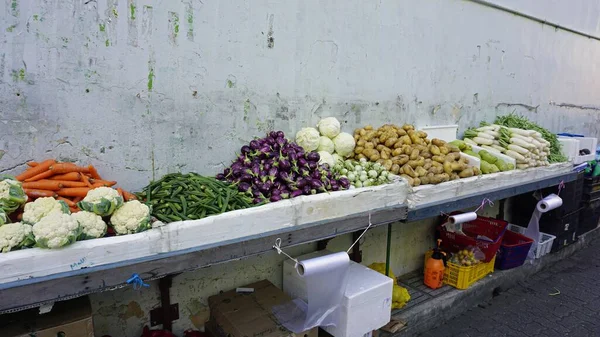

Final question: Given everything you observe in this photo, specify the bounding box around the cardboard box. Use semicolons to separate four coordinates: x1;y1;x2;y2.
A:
207;280;317;337
283;251;393;337
1;297;94;337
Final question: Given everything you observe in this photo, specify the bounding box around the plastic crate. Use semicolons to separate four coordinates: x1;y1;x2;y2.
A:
578;198;600;235
552;231;578;252
508;224;556;259
439;214;508;263
495;230;534;270
424;250;495;290
539;208;581;238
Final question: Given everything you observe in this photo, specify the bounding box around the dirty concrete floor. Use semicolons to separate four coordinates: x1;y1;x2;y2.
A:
420;240;600;337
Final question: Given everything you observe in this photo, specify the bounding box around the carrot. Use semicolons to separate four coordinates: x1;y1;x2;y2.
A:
22;180;63;191
73;197;83;203
24;189;57;198
116;188;124;198
88;165;102;180
24;170;54;182
90;179;117;187
54;181;87;188
49;163;90;174
57;196;76;207
81;174;93;188
56;187;91;197
27;162;39;167
49;172;81;181
15;159;56;181
69;207;80;213
122;190;138;201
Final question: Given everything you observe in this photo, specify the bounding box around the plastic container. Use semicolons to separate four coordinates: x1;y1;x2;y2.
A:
495;230;534;270
539;208;581;237
558;135;597;164
438;214;508;263
418;125;458;143
578;198;600;235
552;231;578;252
424;250;495;290
507;224;556;259
469;145;516;169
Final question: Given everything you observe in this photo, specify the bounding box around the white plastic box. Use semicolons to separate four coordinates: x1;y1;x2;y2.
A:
558;136;597;164
418;124;458;143
508;223;556;259
283;251;393;337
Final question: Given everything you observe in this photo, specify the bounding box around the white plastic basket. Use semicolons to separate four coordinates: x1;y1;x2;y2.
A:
507;224;556;259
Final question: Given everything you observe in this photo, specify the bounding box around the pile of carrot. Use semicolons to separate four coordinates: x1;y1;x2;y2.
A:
15;159;137;212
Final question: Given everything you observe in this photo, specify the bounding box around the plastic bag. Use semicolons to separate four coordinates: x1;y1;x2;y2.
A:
449;246;484;266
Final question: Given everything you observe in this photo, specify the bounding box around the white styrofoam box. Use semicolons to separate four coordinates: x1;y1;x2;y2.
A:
283;251;393;337
459;152;480;170
418;125;459;143
470;144;516;168
558;138;580;162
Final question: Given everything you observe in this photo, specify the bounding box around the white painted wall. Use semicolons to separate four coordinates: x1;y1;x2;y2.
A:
1;0;599;336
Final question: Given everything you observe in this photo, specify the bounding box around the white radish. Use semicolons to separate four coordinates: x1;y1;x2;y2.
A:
482;145;502;154
491;145;506;153
507;144;529;155
473;137;494;145
516;164;530;169
476;132;495;140
464;138;478;146
477;126;495;132
506;150;526;161
485;130;500;138
510;137;535;149
509;128;535;136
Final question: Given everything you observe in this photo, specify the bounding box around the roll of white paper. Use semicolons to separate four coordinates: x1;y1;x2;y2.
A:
274;252;350;333
536;194;563;213
448;212;477;225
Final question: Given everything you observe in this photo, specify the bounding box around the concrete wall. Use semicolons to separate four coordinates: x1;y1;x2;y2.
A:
1;0;600;336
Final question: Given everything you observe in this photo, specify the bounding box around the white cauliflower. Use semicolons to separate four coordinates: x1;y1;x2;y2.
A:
295;127;321;152
33;213;80;249
0;177;27;213
0;208;7;226
23;197;70;225
0;222;34;253
72;211;107;240
77;187;123;216
110;200;151;235
317;117;341;139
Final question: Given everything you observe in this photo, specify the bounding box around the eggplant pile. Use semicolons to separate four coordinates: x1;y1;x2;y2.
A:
217;131;351;204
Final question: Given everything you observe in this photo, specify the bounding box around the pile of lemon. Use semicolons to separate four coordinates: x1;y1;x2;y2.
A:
368;263;411;309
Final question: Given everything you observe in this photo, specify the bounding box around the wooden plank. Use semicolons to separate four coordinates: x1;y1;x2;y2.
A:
0;205;408;313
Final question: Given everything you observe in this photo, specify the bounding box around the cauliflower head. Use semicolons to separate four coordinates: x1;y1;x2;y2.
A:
0;177;28;213
33;213;80;249
23;197;70;224
110;200;151;235
332;132;356;157
77;187;124;216
0;222;34;253
317;117;341;139
72;211;107;240
0;208;7;226
295;127;320;152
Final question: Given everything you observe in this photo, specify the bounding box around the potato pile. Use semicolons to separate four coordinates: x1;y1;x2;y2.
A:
351;124;481;186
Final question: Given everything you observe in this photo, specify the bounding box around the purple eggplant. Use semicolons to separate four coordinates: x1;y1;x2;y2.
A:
331;184;340;191
299;167;310;177
276;131;285;138
310;179;323;189
280;193;290;199
308;161;318;170
297;157;308;168
311;170;321;180
260;181;272;194
289;152;298;162
306;152;320;162
215;173;225;180
270;195;282;202
271;188;281;196
302;185;312;195
296;178;308;188
253;197;265;204
251;163;261;176
291;190;303;198
250;140;261;150
239;173;253;182
241;145;252;155
279;159;292;171
238;182;251;192
269;131;279;139
339;177;351;189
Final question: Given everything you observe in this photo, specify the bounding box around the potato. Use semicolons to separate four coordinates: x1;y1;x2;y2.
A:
420;176;430;185
391;163;400;174
447;144;460;153
421;152;432;159
365;125;373;130
385;137;398;148
393;140;404;149
402;145;412;155
400;174;414;186
432;155;446;163
431;161;443;168
410;149;420;160
413;178;421;186
408;157;425;168
423;162;432;170
372;137;380;145
400;135;412;145
381;146;392;153
402;124;414;131
383;159;393;171
397;155;410;166
403;164;418;178
377;159;386;165
473;167;481;176
370;153;380;161
359;129;367;136
357;154;366;160
356;139;366;147
429;166;443;174
380;151;389;160
364;130;377;141
443;161;453;174
354;146;365;154
396;128;407;136
444;153;460;162
415;166;428;177
377;144;386;151
459;156;468;165
417;131;428;139
429;175;442;184
365;142;374;150
450;173;460;180
354;134;361;141
392;148;404;157
431;138;446;147
429;145;441;156
413;144;427;151
354;128;362;135
427;172;435;178
439;145;450;155
440;173;451;182
458;167;475;178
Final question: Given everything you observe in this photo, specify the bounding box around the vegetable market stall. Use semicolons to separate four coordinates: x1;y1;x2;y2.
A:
0;166;577;314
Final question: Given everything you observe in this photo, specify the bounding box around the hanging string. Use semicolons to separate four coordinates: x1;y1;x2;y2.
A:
474;198;494;213
347;213;373;254
557;180;565;195
273;238;300;268
126;273;150;290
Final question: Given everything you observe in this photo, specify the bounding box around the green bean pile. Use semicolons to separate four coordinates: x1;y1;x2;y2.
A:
137;173;254;223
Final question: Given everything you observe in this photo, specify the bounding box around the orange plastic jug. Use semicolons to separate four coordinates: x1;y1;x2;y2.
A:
424;239;446;289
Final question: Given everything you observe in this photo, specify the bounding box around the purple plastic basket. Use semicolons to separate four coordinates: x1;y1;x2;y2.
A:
496;230;534;270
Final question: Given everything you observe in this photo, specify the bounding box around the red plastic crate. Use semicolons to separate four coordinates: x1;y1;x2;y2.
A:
438;213;508;263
